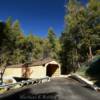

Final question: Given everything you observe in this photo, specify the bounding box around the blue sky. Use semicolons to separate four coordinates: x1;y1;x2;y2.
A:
0;0;87;37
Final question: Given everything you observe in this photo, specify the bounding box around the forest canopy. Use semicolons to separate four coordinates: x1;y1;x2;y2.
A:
0;18;60;67
0;0;100;75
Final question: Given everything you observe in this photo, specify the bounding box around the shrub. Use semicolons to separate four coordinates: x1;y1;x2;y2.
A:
86;56;100;80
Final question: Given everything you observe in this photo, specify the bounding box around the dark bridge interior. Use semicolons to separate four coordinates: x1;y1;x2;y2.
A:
46;64;58;77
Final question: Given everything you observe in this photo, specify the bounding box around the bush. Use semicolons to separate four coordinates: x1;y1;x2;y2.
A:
86;56;100;80
76;64;88;78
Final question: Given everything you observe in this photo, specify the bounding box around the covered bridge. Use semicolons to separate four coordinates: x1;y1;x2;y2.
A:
3;58;61;79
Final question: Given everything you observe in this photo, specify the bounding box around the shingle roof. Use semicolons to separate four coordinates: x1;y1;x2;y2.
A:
6;58;56;68
31;58;54;66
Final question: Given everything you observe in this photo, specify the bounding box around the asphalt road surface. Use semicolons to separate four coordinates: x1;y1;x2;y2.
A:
0;78;100;100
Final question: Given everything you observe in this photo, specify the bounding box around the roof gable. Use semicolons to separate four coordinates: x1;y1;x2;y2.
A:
6;58;59;68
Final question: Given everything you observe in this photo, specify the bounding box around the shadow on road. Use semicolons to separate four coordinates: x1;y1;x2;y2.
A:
0;88;58;100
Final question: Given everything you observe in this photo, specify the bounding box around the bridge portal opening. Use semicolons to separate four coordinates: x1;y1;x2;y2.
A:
46;64;59;77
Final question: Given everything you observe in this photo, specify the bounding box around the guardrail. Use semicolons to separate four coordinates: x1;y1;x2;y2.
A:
0;77;50;90
70;74;100;91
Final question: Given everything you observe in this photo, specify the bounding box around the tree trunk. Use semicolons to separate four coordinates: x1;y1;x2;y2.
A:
88;46;93;62
0;63;7;84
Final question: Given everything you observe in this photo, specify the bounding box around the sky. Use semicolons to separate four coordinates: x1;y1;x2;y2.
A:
0;0;87;37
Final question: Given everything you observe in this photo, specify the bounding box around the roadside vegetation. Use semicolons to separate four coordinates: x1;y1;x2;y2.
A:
0;20;61;84
59;0;100;88
0;0;100;87
60;0;100;75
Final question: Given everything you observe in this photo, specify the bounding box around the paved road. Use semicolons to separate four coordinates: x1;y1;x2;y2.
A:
0;78;100;100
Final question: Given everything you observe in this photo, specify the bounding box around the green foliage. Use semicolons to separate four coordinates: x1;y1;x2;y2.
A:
46;28;61;60
86;56;100;80
0;20;61;67
0;0;99;77
76;65;88;78
60;0;100;74
48;28;56;49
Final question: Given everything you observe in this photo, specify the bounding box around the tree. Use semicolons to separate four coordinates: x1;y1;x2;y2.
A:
47;28;60;60
48;28;56;49
60;0;100;74
0;21;12;84
42;38;51;59
12;20;22;35
86;56;100;80
86;0;100;61
30;35;43;60
60;0;81;74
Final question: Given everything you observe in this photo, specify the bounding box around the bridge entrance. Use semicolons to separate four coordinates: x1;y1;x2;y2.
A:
46;64;59;77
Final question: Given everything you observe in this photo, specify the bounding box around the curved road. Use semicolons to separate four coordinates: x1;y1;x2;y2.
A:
0;78;100;100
